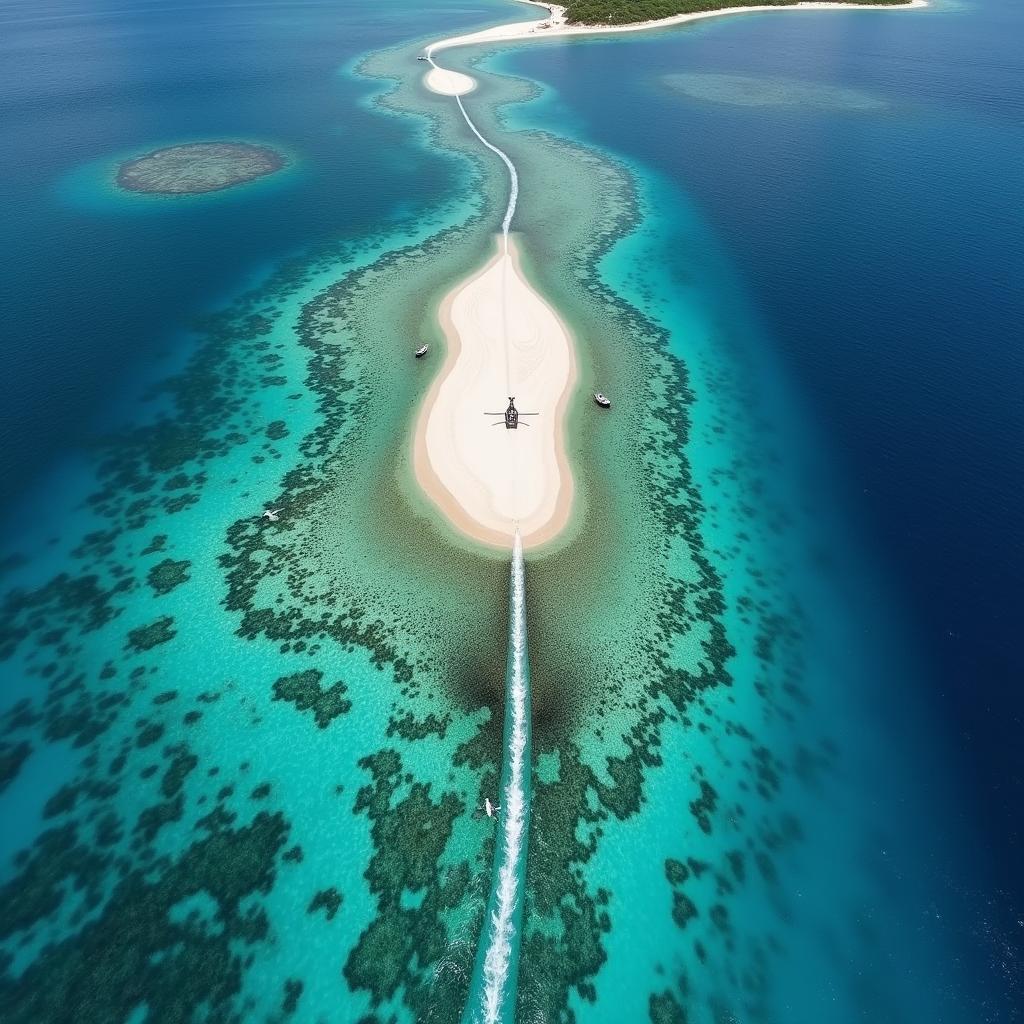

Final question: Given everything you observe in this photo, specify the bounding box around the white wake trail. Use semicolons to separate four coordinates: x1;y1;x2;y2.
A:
478;529;529;1024
426;52;518;253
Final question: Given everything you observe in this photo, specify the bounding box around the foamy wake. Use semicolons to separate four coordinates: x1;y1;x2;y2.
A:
479;530;529;1023
425;50;519;253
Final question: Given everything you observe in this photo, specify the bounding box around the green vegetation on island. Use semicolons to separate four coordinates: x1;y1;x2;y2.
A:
563;0;910;26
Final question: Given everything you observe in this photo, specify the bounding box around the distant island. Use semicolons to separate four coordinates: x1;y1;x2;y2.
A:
425;2;923;65
563;0;911;25
116;142;286;195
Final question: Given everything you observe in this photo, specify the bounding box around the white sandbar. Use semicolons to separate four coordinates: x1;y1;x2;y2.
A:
415;236;575;549
424;65;477;96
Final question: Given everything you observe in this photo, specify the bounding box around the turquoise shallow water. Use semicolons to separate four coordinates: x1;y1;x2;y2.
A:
1;0;1021;1021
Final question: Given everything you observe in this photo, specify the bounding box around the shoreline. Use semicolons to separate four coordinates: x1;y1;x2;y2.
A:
425;0;927;60
414;236;577;551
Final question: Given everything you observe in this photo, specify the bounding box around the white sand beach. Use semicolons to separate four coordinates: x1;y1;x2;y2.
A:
415;236;576;549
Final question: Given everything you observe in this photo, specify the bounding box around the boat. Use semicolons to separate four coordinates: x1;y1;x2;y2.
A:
485;798;499;818
416;55;428;61
594;392;611;408
415;344;429;358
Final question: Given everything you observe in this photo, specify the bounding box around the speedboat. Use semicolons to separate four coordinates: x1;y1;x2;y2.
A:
417;55;428;61
594;392;611;408
415;344;429;358
485;798;499;818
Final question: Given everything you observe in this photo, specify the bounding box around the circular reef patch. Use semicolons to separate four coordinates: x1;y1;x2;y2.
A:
116;142;286;195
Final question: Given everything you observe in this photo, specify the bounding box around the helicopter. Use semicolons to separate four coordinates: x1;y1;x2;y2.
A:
485;396;539;429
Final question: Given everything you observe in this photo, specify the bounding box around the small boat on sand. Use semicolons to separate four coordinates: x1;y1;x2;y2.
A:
415;344;429;358
594;392;611;408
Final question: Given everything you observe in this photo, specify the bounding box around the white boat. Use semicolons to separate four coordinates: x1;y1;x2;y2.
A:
415;344;429;358
485;798;498;818
594;392;611;408
416;55;428;61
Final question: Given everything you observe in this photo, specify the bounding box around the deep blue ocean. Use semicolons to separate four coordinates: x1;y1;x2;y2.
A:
1;0;1021;1019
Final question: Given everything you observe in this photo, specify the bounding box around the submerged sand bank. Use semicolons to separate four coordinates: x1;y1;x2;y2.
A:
415;237;575;549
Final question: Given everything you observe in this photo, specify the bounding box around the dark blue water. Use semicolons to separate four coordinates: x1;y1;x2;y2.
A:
499;0;1024;980
0;0;507;493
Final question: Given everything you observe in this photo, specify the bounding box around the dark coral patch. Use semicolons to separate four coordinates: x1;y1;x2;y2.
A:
271;669;351;728
386;711;451;742
650;989;688;1024
665;858;690;886
140;534;168;555
43;784;80;818
135;721;164;748
688;779;718;835
282;978;303;1015
0;740;31;794
161;747;198;798
671;892;699;930
146;558;191;596
125;615;176;653
307;887;342;920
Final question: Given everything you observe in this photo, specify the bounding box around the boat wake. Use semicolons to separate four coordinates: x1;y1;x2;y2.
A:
461;530;532;1024
425;49;518;254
